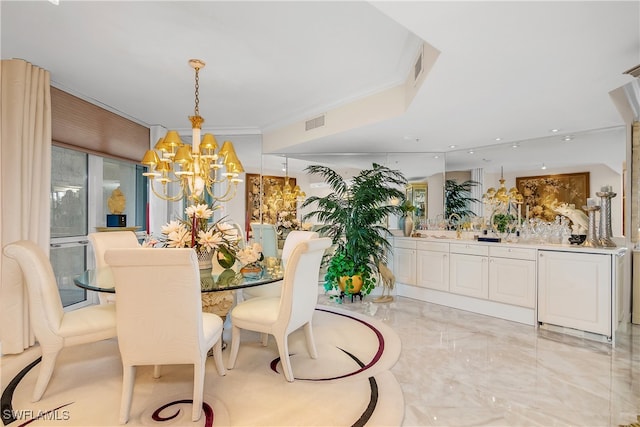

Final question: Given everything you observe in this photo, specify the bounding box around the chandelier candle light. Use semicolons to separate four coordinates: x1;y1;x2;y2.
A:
141;59;244;203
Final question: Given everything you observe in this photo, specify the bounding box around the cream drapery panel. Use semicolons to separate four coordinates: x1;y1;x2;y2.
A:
0;59;52;354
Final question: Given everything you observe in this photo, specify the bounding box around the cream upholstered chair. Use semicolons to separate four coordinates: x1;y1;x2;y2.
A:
227;237;331;382
105;247;226;424
88;231;140;304
2;240;117;402
249;222;279;258
243;230;319;299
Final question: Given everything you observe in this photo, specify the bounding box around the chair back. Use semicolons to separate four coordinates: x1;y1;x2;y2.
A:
88;231;139;303
224;222;246;249
105;248;206;365
250;223;279;258
281;230;319;267
3;241;65;340
278;238;331;333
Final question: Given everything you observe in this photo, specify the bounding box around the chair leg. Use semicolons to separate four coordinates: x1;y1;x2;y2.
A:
261;333;269;346
32;347;61;402
119;365;136;424
226;325;241;369
212;337;226;376
303;322;318;359
274;334;294;382
191;359;205;422
153;365;161;378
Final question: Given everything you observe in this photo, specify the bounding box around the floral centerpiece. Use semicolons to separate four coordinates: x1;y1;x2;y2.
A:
276;210;300;235
236;242;264;279
159;203;240;269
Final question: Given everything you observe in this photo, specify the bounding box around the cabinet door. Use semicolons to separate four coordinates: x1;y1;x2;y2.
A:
449;253;488;299
538;251;611;336
488;257;535;308
393;247;416;285
416;250;449;291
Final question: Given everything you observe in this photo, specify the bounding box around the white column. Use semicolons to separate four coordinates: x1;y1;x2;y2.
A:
471;168;484;217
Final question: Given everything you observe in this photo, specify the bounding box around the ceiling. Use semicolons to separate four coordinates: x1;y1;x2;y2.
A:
2;1;639;171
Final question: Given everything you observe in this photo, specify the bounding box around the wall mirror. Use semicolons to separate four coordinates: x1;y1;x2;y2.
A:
444;125;626;235
260;152;446;230
257;125;625;234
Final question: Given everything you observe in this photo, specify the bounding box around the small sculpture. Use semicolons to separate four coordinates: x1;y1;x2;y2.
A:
551;201;588;235
107;187;126;214
374;262;395;303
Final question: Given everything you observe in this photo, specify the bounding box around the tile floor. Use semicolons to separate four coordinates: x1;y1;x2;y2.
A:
318;293;640;427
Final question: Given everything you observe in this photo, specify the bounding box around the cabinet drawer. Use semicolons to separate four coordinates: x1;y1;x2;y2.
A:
416;241;449;252
394;239;417;250
450;243;488;256
489;246;536;261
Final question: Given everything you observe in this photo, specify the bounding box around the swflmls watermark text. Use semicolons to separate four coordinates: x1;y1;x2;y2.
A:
3;408;71;421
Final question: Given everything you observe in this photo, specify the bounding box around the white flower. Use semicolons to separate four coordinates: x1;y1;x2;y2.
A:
184;204;213;219
161;220;182;235
237;243;263;265
185;203;213;220
166;225;190;248
197;229;224;252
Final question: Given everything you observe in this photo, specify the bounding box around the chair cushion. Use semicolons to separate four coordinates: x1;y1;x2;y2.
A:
60;304;117;346
231;297;280;325
202;312;224;348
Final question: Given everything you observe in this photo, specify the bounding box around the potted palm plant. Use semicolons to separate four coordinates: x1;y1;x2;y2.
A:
301;163;407;297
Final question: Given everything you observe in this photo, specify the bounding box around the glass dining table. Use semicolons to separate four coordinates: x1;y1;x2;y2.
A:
74;265;284;318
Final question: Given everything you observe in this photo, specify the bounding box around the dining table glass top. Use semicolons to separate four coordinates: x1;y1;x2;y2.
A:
74;264;284;294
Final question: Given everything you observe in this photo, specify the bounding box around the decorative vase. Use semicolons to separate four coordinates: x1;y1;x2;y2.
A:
196;250;213;271
399;215;413;237
240;262;263;280
216;248;236;269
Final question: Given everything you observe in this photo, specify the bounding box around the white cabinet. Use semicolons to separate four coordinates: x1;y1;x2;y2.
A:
416;241;449;291
449;244;488;299
393;239;416;286
538;250;611;336
488;246;536;308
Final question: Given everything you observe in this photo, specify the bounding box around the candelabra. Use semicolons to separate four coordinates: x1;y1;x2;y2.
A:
596;190;617;247
582;205;601;248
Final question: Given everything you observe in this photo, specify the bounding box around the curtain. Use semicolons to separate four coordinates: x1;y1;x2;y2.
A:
0;59;52;354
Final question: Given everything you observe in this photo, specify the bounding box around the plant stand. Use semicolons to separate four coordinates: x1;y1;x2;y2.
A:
339;291;363;303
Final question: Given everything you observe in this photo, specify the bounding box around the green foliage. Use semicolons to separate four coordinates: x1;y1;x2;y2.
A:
301;163;407;295
398;198;416;217
445;179;480;219
492;213;516;233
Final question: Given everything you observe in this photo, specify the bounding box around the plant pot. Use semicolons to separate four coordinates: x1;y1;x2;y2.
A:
338;275;363;294
196;251;213;271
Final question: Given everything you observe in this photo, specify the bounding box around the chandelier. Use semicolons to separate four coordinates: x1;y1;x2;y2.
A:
266;158;306;213
141;59;244;203
482;167;524;221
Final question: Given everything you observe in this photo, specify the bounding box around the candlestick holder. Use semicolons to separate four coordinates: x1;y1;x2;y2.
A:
582;205;601;248
596;191;616;248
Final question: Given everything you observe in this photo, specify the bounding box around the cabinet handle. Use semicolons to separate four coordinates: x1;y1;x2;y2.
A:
539;253;544;257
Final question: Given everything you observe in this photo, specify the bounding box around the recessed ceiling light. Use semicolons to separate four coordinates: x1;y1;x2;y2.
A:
511;143;519;148
449;145;456;149
550;129;559;133
433;155;439;159
468;150;474;154
563;135;573;141
495;137;502;141
541;163;547;170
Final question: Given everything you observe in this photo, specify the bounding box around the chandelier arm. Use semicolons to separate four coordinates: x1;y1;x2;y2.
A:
149;179;186;202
